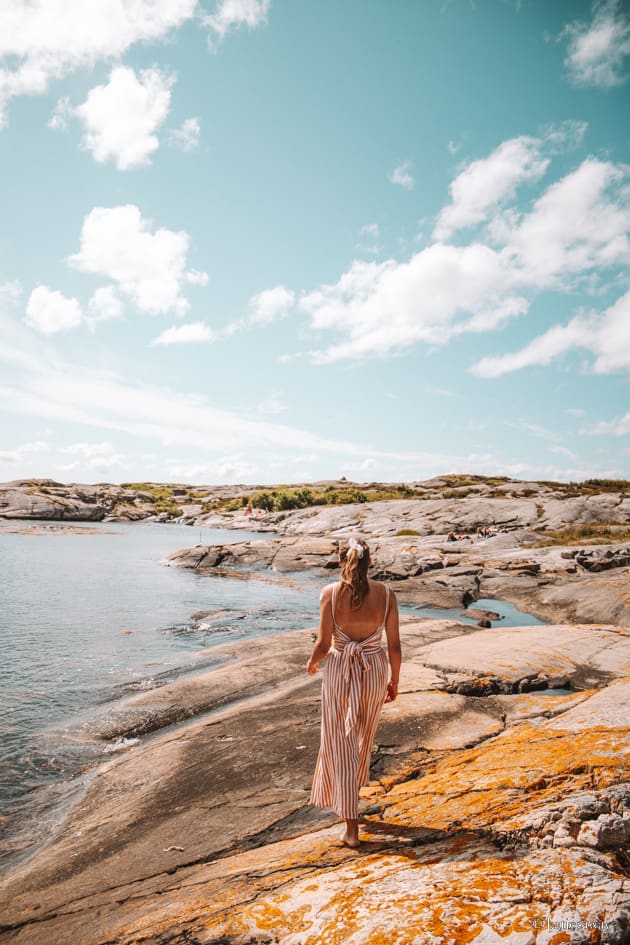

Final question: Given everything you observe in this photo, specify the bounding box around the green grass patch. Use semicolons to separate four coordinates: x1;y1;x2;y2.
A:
118;482;184;518
534;523;630;546
534;478;629;496
396;528;421;536
121;482;177;501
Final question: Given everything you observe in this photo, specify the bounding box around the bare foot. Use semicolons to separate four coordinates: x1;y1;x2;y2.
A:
342;820;360;848
341;832;360;848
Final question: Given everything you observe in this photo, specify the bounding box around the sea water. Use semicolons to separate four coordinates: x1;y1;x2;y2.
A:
406;596;546;627
0;520;328;869
0;520;546;871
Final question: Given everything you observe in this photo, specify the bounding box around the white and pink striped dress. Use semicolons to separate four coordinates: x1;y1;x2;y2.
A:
310;582;390;820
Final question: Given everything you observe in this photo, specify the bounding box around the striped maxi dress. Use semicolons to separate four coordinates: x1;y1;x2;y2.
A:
310;582;390;820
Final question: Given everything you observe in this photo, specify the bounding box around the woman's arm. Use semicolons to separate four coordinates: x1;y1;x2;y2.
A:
307;585;334;674
384;588;401;702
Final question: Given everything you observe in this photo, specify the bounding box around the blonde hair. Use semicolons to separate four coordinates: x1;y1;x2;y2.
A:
338;539;370;607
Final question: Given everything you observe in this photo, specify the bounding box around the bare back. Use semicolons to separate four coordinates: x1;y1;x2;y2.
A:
331;579;389;641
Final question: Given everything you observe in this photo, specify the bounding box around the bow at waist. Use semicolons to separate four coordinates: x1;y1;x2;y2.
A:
333;637;383;675
332;631;384;736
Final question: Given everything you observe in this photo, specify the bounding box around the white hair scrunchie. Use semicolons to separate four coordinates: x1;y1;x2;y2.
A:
348;537;364;558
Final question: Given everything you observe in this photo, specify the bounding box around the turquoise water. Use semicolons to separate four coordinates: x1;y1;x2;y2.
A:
407;597;546;627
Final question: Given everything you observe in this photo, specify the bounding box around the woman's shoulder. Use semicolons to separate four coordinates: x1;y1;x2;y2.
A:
368;578;396;601
368;577;393;592
319;581;338;601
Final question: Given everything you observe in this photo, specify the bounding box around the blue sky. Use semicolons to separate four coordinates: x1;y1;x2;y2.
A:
1;0;629;485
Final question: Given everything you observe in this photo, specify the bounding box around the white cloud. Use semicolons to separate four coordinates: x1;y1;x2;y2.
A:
562;0;630;88
248;285;294;324
298;144;629;366
164;457;258;481
565;407;586;417
472;289;630;377
549;445;577;459
74;66;173;170
448;139;462;155
0;332;524;480
87;286;124;324
0;356;360;459
0;280;22;310
168;116;201;152
434;136;549;240
585;291;630;372
357;223;380;255
300;244;525;363
341;458;377;475
185;269;209;286
61;441;127;470
583;411;630;435
3;328;621;483
359;223;379;240
48;96;73;130
25;286;82;334
0;440;48;464
203;0;270;48
0;0;197;127
506;420;562;442
543;119;589;153
257;391;286;414
472;318;589;377
505;158;630;288
388;160;415;190
68;205;201;316
152;322;215;345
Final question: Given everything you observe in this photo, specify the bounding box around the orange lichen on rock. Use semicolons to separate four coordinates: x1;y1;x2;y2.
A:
379;720;629;835
217;843;622;945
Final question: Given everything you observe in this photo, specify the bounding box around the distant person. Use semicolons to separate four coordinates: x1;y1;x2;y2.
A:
447;531;457;542
307;538;401;848
245;501;253;516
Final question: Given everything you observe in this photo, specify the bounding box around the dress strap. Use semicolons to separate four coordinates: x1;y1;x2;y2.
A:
331;582;342;630
381;584;390;628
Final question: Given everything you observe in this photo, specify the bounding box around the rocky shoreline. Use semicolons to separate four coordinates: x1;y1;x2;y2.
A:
1;618;628;944
2;475;630;943
165;529;630;630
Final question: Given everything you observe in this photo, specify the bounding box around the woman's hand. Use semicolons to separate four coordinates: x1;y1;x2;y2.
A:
307;659;319;675
384;679;398;703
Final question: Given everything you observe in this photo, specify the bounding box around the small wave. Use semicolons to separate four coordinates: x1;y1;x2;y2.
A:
125;678;162;691
103;737;140;754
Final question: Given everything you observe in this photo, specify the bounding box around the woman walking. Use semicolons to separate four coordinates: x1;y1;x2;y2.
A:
307;538;401;848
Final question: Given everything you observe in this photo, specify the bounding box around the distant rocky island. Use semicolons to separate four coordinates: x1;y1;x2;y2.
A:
1;473;629;943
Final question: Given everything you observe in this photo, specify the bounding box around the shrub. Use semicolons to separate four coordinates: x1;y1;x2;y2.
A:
276;491;300;510
294;487;314;506
251;491;275;512
396;528;421;536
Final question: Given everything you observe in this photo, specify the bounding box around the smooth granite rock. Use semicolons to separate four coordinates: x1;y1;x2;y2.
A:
1;623;628;945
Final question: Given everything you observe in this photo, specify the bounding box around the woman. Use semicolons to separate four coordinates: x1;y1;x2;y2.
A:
307;537;401;848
